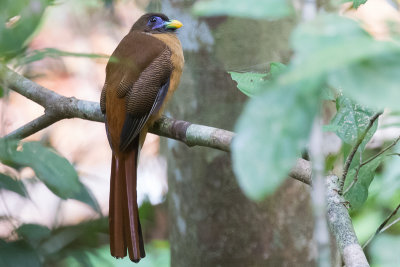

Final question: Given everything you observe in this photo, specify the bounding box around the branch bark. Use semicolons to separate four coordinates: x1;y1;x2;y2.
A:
1;65;370;266
326;175;369;267
0;66;314;184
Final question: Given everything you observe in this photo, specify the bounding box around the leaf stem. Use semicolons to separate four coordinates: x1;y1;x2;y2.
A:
343;135;400;195
339;111;383;194
343;136;400;195
363;203;400;249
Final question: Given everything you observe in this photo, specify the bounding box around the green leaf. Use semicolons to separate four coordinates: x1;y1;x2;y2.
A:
353;0;368;9
268;62;287;78
0;140;81;199
280;14;400;111
321;86;336;101
0;239;42;267
72;182;102;214
329;52;400;110
16;224;51;248
344;155;383;210
230;62;286;97
327;96;378;150
0;0;51;60
378;152;400;204
232;79;320;200
192;0;293;20
0;140;101;211
62;240;170;267
0;173;27;197
230;72;267;97
283;15;396;85
38;218;108;256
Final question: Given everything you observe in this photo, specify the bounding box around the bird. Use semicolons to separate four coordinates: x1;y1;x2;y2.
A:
100;13;184;262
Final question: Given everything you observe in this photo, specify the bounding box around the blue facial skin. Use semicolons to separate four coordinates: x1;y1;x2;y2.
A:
148;16;165;30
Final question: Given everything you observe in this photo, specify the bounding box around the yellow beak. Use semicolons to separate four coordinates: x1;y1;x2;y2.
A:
165;19;183;29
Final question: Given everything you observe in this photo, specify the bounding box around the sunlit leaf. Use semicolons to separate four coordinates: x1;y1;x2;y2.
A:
327;96;378;150
0;239;41;267
192;0;293;19
230;62;286;97
230;72;267;97
0;173;27;197
232;79;320;200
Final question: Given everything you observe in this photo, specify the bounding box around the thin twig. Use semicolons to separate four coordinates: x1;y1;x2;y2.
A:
340;112;383;194
361;135;400;167
343;135;400;195
363;203;400;249
381;217;400;232
5;114;59;139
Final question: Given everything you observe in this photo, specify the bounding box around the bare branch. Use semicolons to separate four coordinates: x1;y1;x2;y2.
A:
0;65;314;186
340;112;383;193
5;114;58;139
289;158;312;185
1;64;371;266
152;116;234;152
326;175;369;267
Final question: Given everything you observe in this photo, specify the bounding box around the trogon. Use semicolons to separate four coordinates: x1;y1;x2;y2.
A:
100;13;184;262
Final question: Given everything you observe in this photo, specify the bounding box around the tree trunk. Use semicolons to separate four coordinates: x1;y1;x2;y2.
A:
157;1;317;266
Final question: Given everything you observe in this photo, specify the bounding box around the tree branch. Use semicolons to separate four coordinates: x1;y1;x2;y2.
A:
326;175;369;267
0;65;371;266
0;65;312;184
5;114;59;139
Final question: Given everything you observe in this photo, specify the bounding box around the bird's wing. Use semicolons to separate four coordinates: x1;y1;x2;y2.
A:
119;47;172;151
102;31;173;152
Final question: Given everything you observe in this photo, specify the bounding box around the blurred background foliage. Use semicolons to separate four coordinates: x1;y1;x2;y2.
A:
0;0;400;266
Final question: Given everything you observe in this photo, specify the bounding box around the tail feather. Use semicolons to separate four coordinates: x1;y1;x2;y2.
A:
109;137;145;262
109;156;127;258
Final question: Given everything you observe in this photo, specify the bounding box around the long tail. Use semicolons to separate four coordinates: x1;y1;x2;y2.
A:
109;138;145;262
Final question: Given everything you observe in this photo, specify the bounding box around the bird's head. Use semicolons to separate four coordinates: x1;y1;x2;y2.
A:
130;13;183;34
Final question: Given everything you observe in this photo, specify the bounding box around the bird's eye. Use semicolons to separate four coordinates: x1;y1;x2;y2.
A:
150;17;157;23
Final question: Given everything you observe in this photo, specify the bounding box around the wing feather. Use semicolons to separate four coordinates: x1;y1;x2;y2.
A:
119;48;173;151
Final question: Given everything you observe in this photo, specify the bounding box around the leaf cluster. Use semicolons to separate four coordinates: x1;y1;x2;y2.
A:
195;0;400;214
